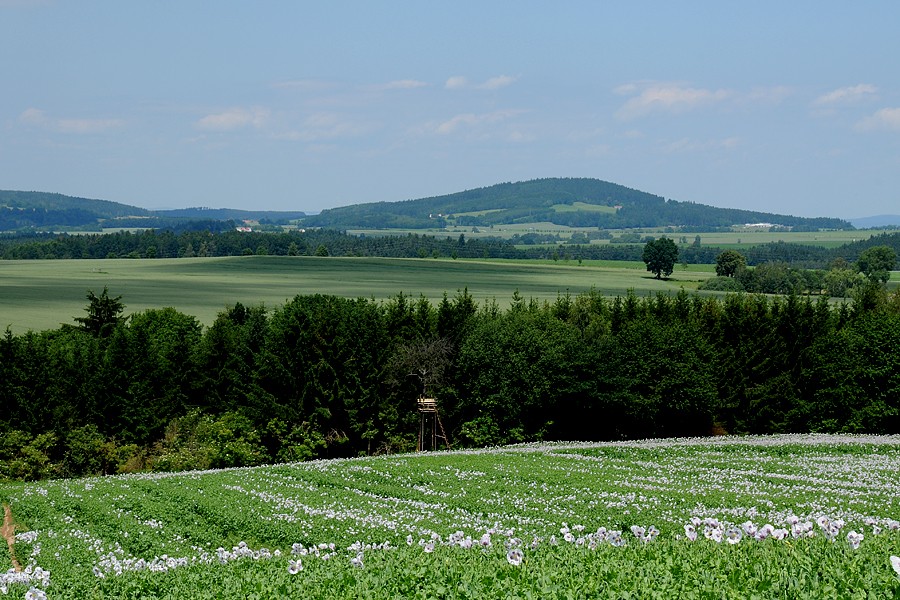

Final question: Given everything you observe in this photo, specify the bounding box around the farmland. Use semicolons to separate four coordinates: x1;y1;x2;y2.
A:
0;256;711;334
2;435;900;598
347;225;896;246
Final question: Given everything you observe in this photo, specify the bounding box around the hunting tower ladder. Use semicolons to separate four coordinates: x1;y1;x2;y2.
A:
417;396;450;451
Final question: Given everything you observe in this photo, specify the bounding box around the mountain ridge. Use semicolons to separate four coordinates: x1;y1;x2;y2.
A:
2;179;859;231
300;177;853;231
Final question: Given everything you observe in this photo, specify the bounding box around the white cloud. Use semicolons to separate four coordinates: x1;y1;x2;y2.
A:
195;107;269;131
615;83;732;119
19;107;47;125
813;84;877;107
18;107;124;133
445;76;468;90
445;75;517;90
478;75;517;90
856;107;900;132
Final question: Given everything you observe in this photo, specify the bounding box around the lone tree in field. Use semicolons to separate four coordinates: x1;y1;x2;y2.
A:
715;249;747;277
856;245;896;284
642;237;679;279
75;286;126;337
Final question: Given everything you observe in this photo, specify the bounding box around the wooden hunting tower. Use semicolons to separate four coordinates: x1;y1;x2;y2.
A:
417;396;449;451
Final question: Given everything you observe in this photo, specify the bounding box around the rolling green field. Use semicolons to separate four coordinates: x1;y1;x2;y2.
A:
2;435;900;598
0;256;711;334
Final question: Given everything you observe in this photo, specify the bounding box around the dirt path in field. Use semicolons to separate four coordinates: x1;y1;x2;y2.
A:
2;503;22;572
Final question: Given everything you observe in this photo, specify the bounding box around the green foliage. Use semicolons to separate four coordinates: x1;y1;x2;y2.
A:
857;244;897;283
698;276;745;292
74;286;126;337
150;410;268;471
714;249;747;277
0;430;57;480
3;281;900;481
642;237;679;279
824;267;862;297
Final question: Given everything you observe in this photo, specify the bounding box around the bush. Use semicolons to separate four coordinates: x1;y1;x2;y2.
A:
698;276;745;292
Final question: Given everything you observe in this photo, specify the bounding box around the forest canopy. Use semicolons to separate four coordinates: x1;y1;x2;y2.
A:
2;285;899;480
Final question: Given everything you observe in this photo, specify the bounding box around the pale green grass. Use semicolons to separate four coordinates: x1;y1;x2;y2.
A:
448;208;504;217
0;256;708;333
550;202;617;214
346;226;895;247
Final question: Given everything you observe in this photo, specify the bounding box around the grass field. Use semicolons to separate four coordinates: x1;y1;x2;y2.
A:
2;435;900;598
0;256;711;334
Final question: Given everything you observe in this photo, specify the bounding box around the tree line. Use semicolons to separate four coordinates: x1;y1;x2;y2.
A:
2;227;900;270
2;282;899;481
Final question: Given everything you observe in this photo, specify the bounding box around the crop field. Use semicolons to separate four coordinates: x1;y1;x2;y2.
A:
2;435;900;598
0;256;709;334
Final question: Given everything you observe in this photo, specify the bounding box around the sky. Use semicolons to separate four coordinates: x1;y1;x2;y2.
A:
2;1;899;219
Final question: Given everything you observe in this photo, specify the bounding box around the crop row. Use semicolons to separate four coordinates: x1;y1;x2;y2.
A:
2;434;900;598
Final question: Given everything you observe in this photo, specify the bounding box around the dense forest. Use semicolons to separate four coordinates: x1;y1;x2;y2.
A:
3;227;900;271
301;178;852;230
2;283;898;481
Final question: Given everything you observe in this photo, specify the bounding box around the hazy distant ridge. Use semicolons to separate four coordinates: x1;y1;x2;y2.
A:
849;215;900;228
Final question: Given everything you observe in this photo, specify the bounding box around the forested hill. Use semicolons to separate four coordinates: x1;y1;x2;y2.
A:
300;178;853;231
0;191;305;230
0;190;150;229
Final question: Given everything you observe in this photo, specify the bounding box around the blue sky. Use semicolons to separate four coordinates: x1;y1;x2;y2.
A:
2;1;899;218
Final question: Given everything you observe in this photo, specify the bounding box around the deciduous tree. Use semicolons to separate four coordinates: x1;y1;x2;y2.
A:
715;249;747;277
642;237;678;279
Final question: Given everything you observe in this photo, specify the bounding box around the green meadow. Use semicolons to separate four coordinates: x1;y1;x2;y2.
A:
0;256;711;334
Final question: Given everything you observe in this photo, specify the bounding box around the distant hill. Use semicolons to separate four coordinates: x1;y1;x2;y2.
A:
300;178;852;231
849;215;900;229
154;207;306;222
0;190;150;230
2;181;854;232
0;191;305;231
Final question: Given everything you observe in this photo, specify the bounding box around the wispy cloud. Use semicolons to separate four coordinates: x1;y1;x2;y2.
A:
813;84;877;107
434;109;523;135
856;107;900;132
195;107;269;131
615;82;732;119
445;76;468;90
376;79;428;91
0;0;50;7
745;86;793;106
661;136;741;153
272;79;336;92
275;112;375;142
444;75;517;90
479;75;517;90
19;107;124;133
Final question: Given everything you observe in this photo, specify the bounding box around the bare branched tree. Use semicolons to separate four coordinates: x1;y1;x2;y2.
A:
387;336;453;396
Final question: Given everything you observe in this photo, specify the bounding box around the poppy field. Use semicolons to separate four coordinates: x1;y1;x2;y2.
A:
3;434;900;598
